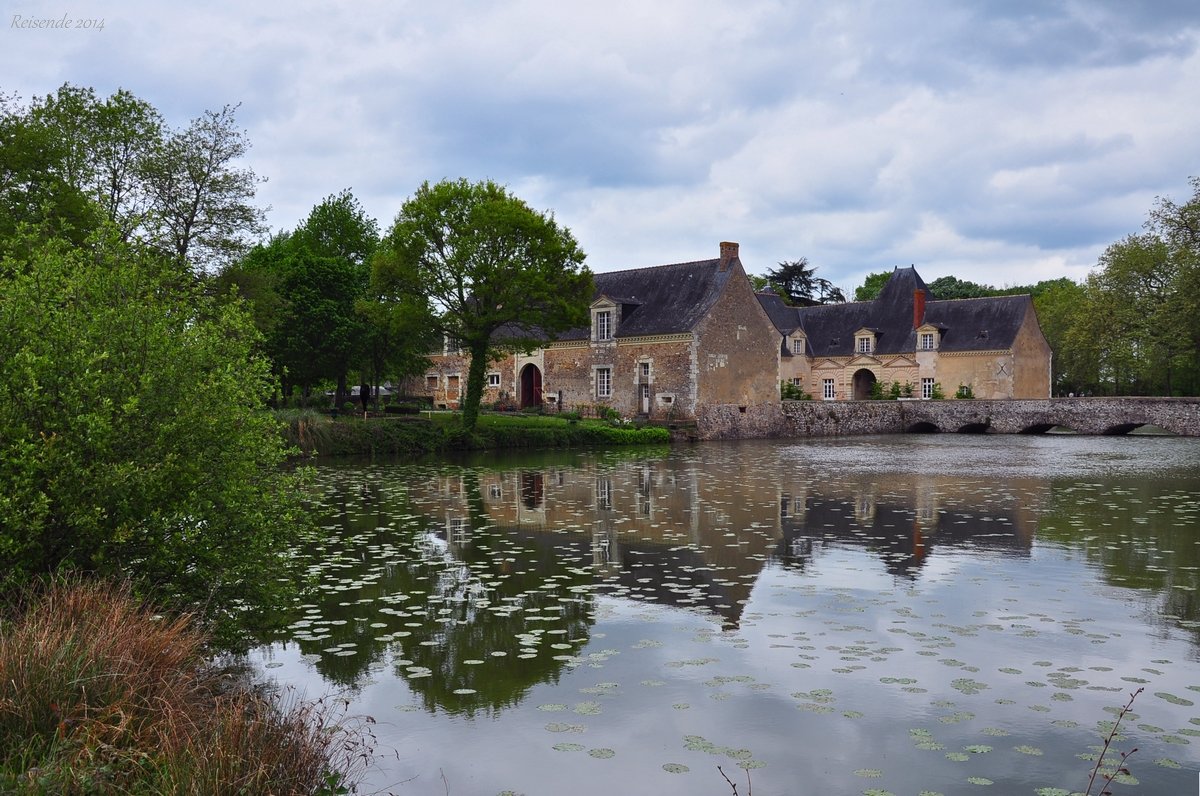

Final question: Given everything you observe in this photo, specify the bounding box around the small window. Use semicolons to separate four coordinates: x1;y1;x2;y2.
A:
595;310;612;341
792;337;805;355
920;332;936;350
488;484;502;499
595;367;612;398
447;375;460;397
921;377;935;399
640;361;650;380
857;336;873;354
487;372;501;388
426;375;438;392
791;377;803;387
822;378;835;400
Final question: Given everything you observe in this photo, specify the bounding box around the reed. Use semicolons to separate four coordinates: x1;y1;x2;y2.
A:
0;578;374;794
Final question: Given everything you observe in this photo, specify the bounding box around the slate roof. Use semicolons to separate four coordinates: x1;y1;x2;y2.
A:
756;266;1033;358
555;257;735;341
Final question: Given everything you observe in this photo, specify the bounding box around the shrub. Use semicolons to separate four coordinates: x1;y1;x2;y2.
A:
955;384;975;399
930;382;946;399
0;232;312;642
781;380;811;400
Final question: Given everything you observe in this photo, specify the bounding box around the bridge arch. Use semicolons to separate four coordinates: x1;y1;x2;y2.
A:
956;422;991;434
906;421;941;434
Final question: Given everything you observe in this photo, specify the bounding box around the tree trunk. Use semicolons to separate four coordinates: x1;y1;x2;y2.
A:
462;339;490;431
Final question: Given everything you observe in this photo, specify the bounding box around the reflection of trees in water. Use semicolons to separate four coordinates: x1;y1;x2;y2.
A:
263;467;595;716
1035;476;1200;648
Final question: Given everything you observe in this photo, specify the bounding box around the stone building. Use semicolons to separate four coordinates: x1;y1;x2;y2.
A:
757;266;1052;400
421;242;780;421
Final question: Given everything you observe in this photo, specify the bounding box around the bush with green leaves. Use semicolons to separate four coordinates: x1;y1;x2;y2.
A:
955;383;975;399
781;380;812;400
0;231;313;644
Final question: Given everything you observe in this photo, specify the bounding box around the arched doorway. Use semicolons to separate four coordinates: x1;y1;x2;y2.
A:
852;368;877;400
519;364;543;409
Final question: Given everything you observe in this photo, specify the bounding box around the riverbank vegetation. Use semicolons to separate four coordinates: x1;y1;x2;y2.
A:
278;410;672;457
0;579;372;795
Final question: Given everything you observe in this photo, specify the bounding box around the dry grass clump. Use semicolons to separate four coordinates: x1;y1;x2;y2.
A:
0;579;374;794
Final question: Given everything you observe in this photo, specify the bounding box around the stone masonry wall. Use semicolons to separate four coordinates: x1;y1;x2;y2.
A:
695;397;1200;438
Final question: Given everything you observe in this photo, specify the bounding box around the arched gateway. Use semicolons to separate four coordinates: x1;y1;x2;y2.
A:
519;364;542;409
852;368;877;400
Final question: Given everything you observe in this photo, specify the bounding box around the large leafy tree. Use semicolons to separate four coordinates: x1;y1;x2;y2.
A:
223;191;413;406
766;258;845;306
0;85;265;273
143;103;266;271
0;228;312;643
376;178;592;429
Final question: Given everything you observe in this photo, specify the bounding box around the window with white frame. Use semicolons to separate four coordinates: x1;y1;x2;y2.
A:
921;377;935;399
595;310;612;341
920;332;936;350
792;337;806;355
791;377;803;387
487;372;501;388
857;335;873;354
595;367;612;398
640;361;650;380
822;378;836;400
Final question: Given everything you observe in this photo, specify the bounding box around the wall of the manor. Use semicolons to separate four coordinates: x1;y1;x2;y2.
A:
543;338;696;418
694;264;781;412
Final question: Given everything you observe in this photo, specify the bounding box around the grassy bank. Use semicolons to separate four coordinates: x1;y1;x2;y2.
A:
0;580;372;795
279;409;672;457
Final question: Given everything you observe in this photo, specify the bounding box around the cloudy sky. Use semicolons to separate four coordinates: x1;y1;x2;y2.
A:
5;0;1199;293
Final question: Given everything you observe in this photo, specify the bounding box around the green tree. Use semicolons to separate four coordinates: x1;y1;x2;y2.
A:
853;271;891;301
226;191;391;407
927;275;995;299
766;257;845;306
143;103;266;272
1;86;264;273
377;178;592;430
0;228;312;643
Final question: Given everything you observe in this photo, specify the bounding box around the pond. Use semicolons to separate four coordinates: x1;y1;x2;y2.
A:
251;435;1200;796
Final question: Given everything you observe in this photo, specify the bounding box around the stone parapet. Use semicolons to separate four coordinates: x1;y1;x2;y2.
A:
694;397;1200;439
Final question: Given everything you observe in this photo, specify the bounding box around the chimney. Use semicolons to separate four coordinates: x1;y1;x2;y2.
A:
719;241;738;271
913;288;926;329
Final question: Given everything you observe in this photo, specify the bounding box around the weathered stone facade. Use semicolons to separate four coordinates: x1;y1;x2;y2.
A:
420;243;780;421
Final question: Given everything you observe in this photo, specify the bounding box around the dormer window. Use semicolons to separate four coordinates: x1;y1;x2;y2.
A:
596;310;612;341
854;328;877;355
917;325;941;351
791;336;806;355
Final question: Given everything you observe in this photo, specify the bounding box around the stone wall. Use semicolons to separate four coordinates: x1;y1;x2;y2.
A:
695;397;1200;438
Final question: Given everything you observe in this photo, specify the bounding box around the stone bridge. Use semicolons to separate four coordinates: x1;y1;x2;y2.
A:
697;397;1200;438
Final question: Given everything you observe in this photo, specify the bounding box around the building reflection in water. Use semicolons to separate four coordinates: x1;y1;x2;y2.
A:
410;458;1044;627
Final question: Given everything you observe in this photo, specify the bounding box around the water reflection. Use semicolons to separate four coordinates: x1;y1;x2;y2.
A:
258;436;1200;795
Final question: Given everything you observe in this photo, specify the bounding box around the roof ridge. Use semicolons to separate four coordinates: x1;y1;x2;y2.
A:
597;257;721;276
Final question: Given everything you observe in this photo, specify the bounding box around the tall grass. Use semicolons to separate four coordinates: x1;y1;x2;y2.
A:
0;579;374;794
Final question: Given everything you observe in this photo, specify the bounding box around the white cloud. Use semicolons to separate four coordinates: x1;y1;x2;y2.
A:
2;0;1199;291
